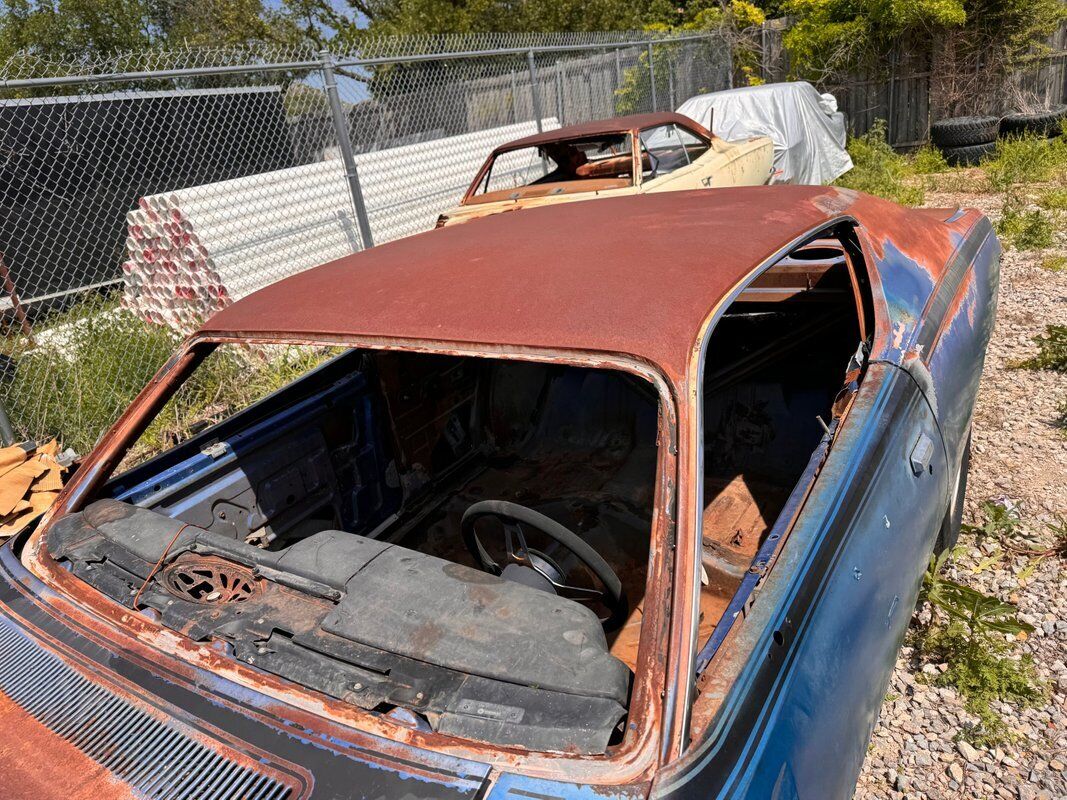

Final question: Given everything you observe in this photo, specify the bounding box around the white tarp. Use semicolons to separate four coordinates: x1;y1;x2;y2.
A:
677;82;853;185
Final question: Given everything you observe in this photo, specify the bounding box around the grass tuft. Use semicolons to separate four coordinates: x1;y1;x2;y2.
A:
1015;324;1067;372
1037;187;1067;210
996;202;1055;250
1039;254;1067;271
836;120;925;206
3;296;179;454
983;133;1067;192
131;344;335;463
2;294;334;456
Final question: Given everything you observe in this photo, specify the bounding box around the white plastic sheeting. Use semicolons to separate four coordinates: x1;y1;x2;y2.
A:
351;118;559;243
122;118;559;331
676;82;852;185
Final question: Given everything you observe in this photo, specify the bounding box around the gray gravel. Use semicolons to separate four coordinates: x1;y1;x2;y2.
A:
854;185;1067;800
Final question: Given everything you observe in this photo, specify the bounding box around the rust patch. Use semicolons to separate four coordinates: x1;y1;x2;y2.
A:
0;692;137;800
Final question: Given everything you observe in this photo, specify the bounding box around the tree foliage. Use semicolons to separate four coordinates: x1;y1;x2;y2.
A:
0;0;301;63
782;0;1066;81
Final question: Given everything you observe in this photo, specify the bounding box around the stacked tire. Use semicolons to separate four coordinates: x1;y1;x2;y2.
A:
999;105;1067;138
929;116;999;167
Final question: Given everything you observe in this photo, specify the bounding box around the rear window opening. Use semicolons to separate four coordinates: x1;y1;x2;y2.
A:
46;349;663;755
693;227;871;677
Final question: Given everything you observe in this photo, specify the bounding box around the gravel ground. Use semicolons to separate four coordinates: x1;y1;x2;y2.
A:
854;182;1067;799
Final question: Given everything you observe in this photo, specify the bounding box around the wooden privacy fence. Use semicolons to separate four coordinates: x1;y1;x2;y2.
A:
760;19;1067;148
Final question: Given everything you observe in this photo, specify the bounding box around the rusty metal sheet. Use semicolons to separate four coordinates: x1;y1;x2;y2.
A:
0;693;138;800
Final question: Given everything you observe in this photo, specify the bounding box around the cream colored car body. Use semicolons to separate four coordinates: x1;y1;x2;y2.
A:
437;115;774;228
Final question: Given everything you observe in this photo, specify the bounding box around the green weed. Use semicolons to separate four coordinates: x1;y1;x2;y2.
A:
927;168;993;195
2;294;334;457
961;499;1021;540
1015;324;1067;371
3;296;179;453
996;201;1055;250
1045;517;1067;557
915;622;1046;746
130;344;335;463
916;552;1045;746
1039;254;1067;271
836;120;925;206
1037;187;1067;210
912;144;950;174
921;551;1034;639
983;133;1067;191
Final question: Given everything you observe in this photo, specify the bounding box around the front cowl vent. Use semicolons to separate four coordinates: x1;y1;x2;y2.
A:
0;616;292;800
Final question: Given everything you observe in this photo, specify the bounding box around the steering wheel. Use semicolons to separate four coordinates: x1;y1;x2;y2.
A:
461;500;628;632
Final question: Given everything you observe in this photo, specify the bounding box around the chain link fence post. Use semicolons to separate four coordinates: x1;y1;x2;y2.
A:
647;42;658;111
320;50;374;249
526;50;544;132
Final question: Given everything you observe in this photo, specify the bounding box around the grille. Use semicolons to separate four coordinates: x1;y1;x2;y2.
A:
0;615;292;800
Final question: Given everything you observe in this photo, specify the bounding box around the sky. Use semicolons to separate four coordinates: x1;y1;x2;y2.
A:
262;0;367;34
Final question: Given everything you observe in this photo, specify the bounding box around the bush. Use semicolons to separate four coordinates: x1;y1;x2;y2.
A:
996;200;1055;250
836;120;924;206
912;144;950;174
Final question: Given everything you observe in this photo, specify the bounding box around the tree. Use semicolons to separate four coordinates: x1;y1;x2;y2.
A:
278;0;689;48
0;0;300;64
782;0;1066;90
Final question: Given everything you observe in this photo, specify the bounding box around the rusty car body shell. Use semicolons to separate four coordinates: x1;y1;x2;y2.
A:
4;186;998;800
435;113;774;228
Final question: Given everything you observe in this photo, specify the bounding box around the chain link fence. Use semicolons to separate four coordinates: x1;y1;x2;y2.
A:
0;32;732;452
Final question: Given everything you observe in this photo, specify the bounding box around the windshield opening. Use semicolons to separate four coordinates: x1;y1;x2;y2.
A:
468;134;635;204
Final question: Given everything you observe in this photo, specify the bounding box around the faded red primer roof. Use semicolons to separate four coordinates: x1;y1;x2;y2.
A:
199;186;942;381
497;111;710;151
